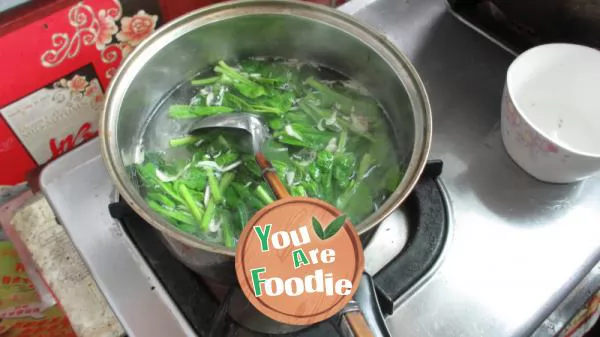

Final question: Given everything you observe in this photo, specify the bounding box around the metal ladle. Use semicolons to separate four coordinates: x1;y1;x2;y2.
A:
188;113;268;154
187;113;376;337
187;112;289;198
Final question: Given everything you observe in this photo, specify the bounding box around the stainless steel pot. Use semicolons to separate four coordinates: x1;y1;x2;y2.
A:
100;0;431;286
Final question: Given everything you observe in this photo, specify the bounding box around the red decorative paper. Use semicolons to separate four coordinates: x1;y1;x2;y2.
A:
0;0;160;185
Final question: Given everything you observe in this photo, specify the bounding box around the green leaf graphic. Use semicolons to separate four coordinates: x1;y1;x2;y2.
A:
323;214;348;239
312;217;326;240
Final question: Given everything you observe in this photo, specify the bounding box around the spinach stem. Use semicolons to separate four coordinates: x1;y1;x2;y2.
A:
177;183;204;224
147;192;176;209
255;185;275;205
191;76;221;86
147;199;194;226
206;168;223;204
357;153;375;179
219;172;235;192
169;135;201;148
157;181;185;204
336;131;348;154
199;200;216;232
223;222;235;248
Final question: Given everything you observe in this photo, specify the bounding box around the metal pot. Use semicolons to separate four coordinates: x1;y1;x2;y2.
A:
100;0;431;285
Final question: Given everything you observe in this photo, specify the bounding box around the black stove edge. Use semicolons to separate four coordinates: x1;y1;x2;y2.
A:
373;160;448;315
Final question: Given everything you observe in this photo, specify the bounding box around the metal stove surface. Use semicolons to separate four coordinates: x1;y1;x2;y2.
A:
40;0;600;336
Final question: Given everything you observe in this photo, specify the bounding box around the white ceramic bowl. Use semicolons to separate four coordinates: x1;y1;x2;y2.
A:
501;43;600;183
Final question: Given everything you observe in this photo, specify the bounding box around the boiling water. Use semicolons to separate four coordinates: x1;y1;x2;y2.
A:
134;57;403;247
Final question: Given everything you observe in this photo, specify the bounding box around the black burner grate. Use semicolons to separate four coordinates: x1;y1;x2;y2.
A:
108;160;448;336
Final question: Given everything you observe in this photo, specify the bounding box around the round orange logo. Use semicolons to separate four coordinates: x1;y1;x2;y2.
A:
235;197;364;326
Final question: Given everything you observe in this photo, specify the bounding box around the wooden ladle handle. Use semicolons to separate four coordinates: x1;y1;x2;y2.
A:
255;152;290;199
255;152;374;337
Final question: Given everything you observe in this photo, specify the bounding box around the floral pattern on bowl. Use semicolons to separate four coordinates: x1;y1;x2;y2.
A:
500;87;585;183
502;92;562;159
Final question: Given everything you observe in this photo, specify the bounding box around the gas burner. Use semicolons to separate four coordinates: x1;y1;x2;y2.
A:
107;160;449;335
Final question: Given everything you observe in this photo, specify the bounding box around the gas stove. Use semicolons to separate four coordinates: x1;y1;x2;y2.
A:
39;0;600;336
40;137;449;337
113;157;448;336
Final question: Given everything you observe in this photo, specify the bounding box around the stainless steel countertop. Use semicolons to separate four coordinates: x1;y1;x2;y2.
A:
339;0;600;336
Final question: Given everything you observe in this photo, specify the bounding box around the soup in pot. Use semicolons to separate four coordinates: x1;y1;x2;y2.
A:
132;57;402;248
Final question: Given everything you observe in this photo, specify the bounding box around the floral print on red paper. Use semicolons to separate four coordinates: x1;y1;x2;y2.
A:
54;75;104;105
41;1;159;79
119;42;134;58
67;75;88;92
97;9;119;50
116;10;158;47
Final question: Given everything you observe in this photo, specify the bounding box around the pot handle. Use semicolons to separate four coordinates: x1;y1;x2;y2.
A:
338;272;391;337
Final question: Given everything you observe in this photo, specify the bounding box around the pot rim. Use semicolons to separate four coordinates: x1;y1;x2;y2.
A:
100;0;432;257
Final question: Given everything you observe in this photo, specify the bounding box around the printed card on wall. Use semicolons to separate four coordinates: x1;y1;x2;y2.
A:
1;65;102;165
0;0;163;185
